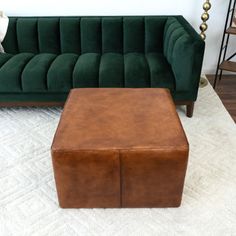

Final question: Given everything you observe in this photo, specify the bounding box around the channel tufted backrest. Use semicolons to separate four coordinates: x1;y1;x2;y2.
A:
163;16;204;91
2;16;168;54
163;17;193;65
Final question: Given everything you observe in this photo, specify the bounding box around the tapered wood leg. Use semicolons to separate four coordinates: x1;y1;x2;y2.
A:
186;102;194;118
175;101;195;118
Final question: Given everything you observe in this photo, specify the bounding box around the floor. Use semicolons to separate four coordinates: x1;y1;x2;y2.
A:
207;74;236;122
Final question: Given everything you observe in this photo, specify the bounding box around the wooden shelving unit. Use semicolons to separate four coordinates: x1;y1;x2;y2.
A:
219;61;236;72
214;0;236;88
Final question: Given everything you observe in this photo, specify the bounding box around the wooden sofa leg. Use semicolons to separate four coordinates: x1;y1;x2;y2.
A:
186;102;194;118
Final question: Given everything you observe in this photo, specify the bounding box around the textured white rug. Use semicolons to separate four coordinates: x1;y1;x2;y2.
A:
0;83;236;236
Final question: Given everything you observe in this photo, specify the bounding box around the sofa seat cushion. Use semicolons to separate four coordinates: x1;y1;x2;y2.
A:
0;53;13;67
22;53;57;92
124;53;175;90
99;53;124;87
146;53;175;90
0;52;175;93
0;53;34;92
48;53;78;92
73;53;101;88
73;52;175;90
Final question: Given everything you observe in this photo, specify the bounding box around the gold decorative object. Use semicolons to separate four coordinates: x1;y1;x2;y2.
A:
201;12;209;22
200;32;206;41
200;0;211;40
200;22;208;31
203;2;211;11
200;0;211;87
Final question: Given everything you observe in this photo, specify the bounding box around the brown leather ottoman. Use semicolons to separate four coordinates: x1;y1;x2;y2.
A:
51;88;189;208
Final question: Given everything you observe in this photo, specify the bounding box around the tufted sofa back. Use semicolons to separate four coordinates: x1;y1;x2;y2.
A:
2;16;171;55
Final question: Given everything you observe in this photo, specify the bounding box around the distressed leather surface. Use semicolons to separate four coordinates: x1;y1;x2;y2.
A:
51;88;189;208
52;150;121;208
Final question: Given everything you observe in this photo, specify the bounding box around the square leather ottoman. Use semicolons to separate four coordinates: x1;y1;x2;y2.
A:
51;88;189;208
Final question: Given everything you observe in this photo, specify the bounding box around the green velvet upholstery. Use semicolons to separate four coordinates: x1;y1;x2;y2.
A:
73;53;100;88
124;53;150;88
0;53;13;67
102;18;123;53
99;53;124;87
0;53;34;92
81;18;101;54
17;18;38;53
2;18;18;54
22;53;57;92
60;18;81;54
146;53;175;91
163;17;204;92
48;53;78;92
0;16;205;104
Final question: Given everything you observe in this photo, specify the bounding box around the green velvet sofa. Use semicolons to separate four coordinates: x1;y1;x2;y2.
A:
0;16;205;117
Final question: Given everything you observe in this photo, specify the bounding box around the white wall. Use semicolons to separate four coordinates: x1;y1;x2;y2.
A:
1;0;232;74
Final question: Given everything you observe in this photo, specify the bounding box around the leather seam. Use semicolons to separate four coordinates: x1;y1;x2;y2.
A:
51;147;189;154
119;149;122;208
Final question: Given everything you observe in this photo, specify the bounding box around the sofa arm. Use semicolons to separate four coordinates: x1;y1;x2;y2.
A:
163;16;205;92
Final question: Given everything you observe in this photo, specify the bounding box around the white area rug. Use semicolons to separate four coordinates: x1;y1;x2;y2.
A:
0;83;236;236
